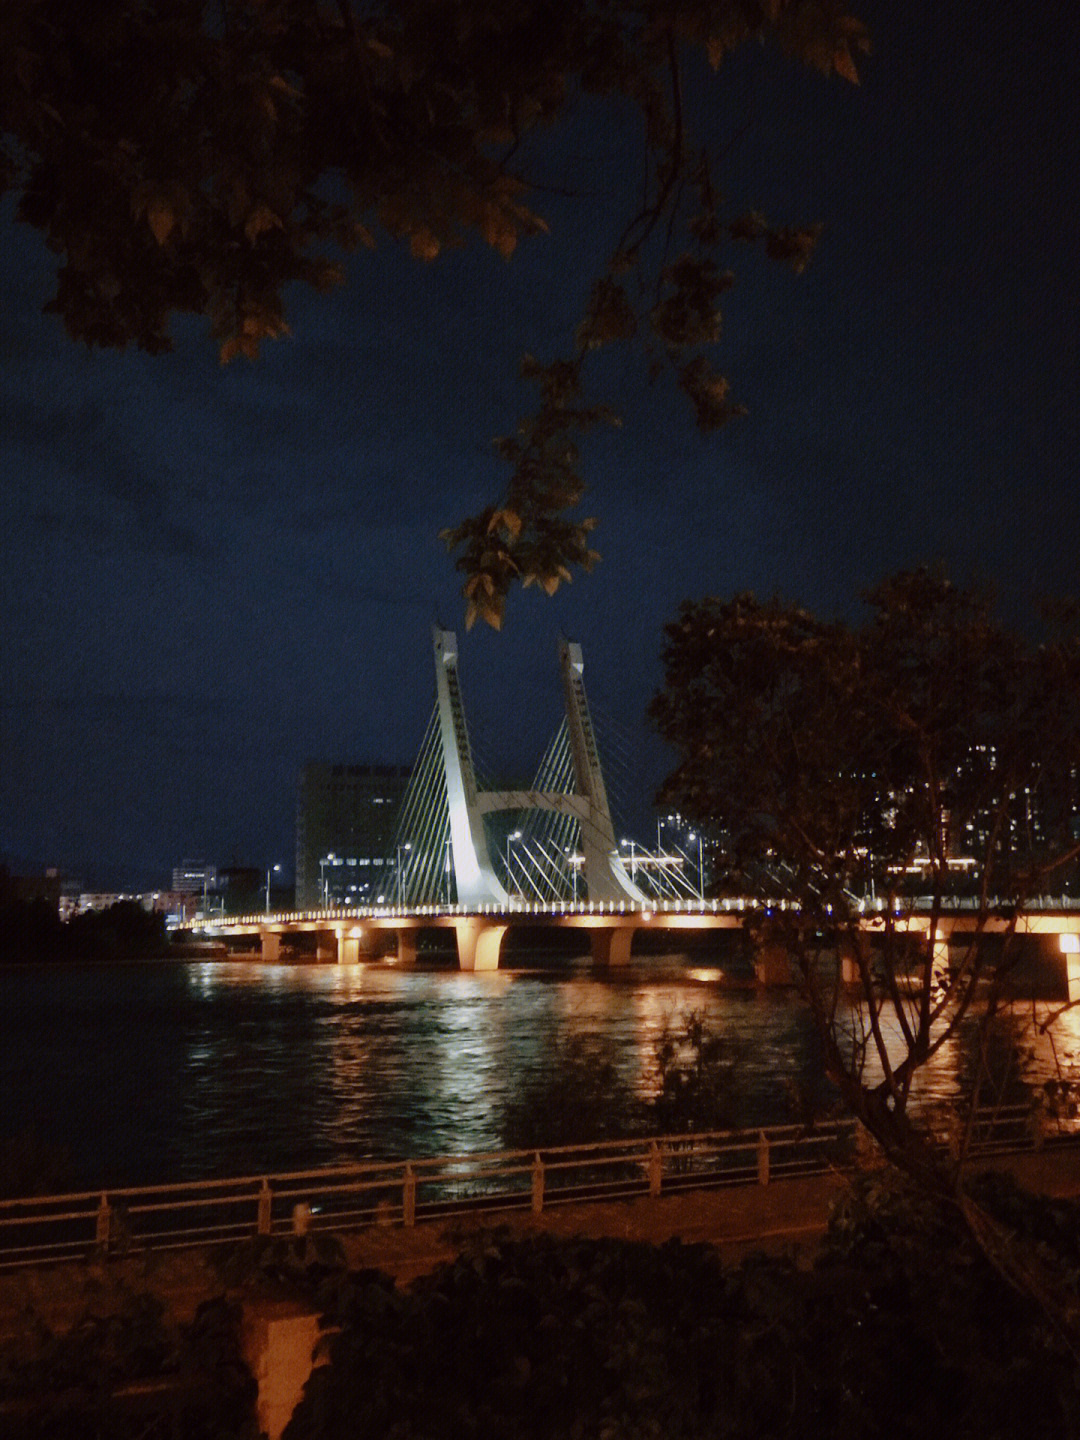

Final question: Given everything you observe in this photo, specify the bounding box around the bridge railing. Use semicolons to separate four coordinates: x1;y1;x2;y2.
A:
185;893;1080;928
0;1109;1070;1270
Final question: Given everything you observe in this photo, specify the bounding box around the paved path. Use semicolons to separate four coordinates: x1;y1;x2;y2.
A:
2;1148;1079;1336
341;1170;853;1284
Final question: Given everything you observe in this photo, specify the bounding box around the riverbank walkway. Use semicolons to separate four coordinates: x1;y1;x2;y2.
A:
3;1147;1079;1439
2;1146;1078;1331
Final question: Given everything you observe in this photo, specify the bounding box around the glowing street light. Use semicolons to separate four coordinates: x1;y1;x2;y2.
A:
505;830;522;896
688;832;704;902
396;842;412;906
567;849;584;903
319;852;336;907
265;863;281;914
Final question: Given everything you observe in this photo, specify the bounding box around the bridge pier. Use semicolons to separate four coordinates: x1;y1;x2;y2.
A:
589;927;635;968
839;944;858;987
337;929;378;964
1017;932;1080;1001
1061;936;1080;1002
260;930;282;962
754;943;793;987
315;931;339;963
394;930;418;966
454;919;508;971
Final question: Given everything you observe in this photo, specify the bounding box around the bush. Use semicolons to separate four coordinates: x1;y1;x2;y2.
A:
286;1176;1080;1440
0;1295;258;1439
501;1011;741;1150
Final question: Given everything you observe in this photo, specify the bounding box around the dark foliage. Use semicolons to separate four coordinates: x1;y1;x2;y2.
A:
501;1012;741;1148
214;1230;349;1292
649;1010;741;1133
286;1175;1080;1440
502;1033;641;1148
0;1;866;621
651;571;1080;1177
0;1294;258;1439
0;898;167;964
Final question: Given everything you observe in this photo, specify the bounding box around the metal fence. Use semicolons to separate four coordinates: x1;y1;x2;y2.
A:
0;1109;1068;1271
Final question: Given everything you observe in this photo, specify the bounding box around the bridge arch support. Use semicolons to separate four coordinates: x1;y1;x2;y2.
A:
589;926;636;967
453;919;508;972
432;628;645;908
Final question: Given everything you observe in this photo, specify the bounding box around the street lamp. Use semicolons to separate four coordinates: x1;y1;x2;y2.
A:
396;842;412;906
688;832;704;902
319;852;336;908
620;837;637;881
265;863;281;914
567;850;583;903
505;830;522;897
444;837;453;906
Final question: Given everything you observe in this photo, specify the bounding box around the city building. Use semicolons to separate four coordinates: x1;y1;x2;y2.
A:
295;762;412;909
172;860;217;897
65;890;180;919
217;865;264;917
0;865;61;912
170;860;220;920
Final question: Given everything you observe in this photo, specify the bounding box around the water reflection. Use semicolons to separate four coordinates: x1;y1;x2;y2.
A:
1;957;1078;1189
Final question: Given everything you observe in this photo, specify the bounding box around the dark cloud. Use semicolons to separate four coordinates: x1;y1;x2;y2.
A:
0;387;209;557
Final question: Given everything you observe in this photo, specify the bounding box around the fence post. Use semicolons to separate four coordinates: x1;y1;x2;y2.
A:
95;1193;112;1250
1030;1105;1047;1153
648;1141;662;1198
257;1178;272;1236
403;1163;417;1227
531;1153;544;1214
854;1120;883;1170
757;1131;770;1186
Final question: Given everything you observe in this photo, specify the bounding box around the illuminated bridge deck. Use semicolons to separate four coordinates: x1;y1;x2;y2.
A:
185;899;1080;987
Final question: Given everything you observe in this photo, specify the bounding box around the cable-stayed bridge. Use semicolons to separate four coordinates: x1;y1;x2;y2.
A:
191;628;1080;992
378;627;706;912
191;626;736;969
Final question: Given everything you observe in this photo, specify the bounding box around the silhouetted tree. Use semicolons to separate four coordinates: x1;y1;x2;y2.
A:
651;571;1080;1183
1;1;867;622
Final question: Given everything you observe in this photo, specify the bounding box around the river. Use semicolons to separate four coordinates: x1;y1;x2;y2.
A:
3;948;1079;1191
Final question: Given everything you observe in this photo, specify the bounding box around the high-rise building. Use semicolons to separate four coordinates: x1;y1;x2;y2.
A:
295;762;411;909
171;860;218;918
172;860;217;895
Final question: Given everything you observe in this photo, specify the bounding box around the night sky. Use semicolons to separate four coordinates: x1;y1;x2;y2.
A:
2;1;1079;889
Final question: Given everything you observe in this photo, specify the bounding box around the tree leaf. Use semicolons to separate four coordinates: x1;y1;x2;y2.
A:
244;204;282;243
146;199;174;246
833;45;861;84
409;228;441;261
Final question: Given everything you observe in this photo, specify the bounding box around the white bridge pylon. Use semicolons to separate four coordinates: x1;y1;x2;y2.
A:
432;627;645;908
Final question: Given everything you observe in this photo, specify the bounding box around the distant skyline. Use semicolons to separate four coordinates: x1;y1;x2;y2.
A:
3;0;1079;889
